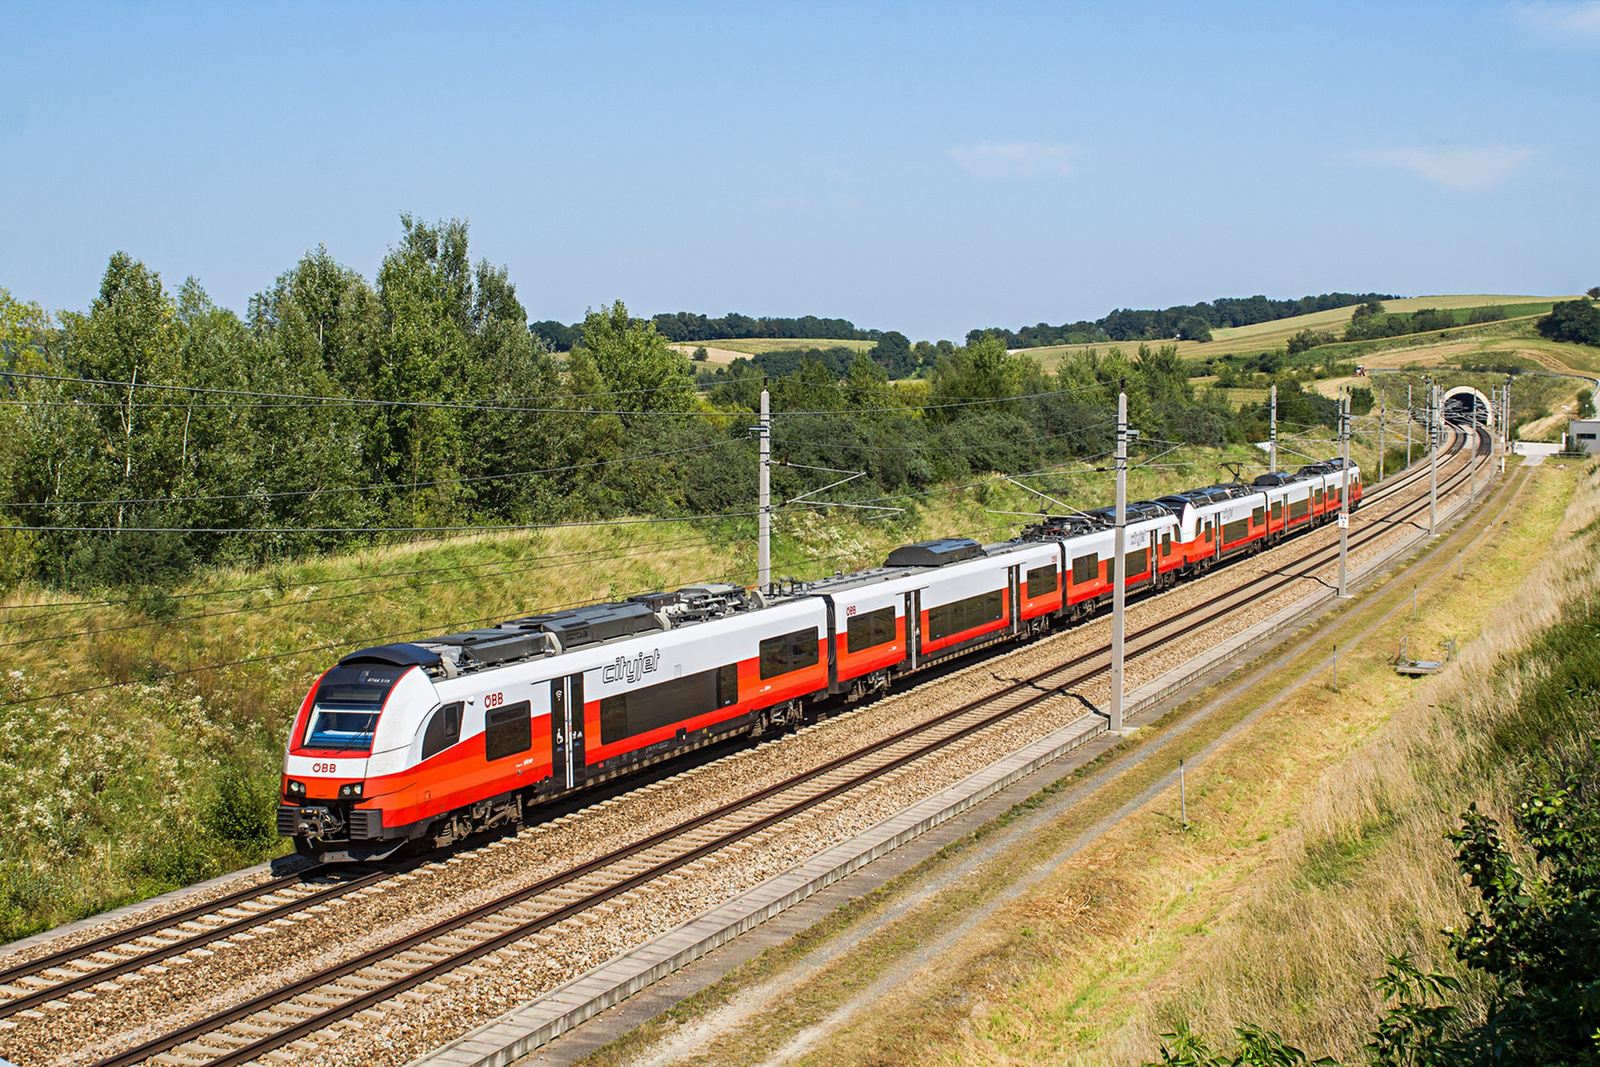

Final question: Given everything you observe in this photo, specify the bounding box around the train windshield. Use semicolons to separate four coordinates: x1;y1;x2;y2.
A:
300;666;407;752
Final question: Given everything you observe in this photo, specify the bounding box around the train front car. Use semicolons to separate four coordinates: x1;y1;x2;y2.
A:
278;645;443;861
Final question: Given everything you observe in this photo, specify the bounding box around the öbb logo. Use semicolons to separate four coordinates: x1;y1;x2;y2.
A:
603;649;662;685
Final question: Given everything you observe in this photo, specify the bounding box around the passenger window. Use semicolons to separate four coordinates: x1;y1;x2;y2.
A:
759;627;821;680
926;590;1004;642
1071;553;1099;584
485;701;531;762
422;702;463;761
846;607;897;653
1025;565;1058;598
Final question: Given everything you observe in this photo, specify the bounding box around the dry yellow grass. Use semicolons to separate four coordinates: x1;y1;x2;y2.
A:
1085;462;1600;1062
587;459;1593;1067
669;344;752;366
1020;296;1582;371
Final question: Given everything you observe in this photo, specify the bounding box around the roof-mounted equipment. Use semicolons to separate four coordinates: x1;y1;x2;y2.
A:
884;538;986;568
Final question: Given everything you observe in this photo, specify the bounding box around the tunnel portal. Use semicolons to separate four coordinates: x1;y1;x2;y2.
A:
1441;385;1495;428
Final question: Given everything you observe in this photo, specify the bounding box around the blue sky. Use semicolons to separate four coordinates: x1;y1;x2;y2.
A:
1;1;1596;340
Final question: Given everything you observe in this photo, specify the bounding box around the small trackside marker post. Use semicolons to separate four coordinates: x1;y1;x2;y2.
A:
1332;644;1338;692
1179;758;1189;830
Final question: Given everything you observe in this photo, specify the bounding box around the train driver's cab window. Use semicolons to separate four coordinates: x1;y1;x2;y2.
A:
300;666;405;752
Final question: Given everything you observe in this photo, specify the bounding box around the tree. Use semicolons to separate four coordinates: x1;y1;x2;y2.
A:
1176;316;1213;342
929;334;1028;419
1537;300;1600;347
1585;287;1598;301
566;300;695;416
1287;328;1325;355
870;330;914;376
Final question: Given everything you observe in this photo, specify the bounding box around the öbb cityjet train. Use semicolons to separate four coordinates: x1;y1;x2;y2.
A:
279;460;1360;860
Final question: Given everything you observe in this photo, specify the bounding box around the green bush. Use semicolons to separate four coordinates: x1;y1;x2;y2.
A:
204;764;279;852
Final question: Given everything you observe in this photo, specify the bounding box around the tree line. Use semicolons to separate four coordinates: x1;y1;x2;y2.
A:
532;311;881;352
969;292;1399;349
0;216;1266;592
532;292;1410;362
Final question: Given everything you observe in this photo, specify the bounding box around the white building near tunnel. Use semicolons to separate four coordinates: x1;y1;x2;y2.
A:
1569;419;1600;455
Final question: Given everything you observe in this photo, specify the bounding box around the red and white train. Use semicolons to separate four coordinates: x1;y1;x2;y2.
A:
279;461;1361;860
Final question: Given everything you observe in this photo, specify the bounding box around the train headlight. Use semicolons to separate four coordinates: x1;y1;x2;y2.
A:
286;779;306;798
339;783;363;798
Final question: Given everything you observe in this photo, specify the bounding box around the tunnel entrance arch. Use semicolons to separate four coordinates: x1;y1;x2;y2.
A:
1441;385;1495;429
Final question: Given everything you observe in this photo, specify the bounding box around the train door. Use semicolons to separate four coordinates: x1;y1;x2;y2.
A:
1008;565;1021;633
906;590;922;669
550;674;586;791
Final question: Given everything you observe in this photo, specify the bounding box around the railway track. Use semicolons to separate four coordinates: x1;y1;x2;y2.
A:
59;426;1493;1067
0;427;1470;1028
0;865;402;1022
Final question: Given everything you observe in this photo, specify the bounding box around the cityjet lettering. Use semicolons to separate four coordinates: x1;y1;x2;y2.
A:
603;650;662;685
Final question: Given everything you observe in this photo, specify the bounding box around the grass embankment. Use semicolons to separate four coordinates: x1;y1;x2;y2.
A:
0;447;1313;943
575;458;1595;1066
